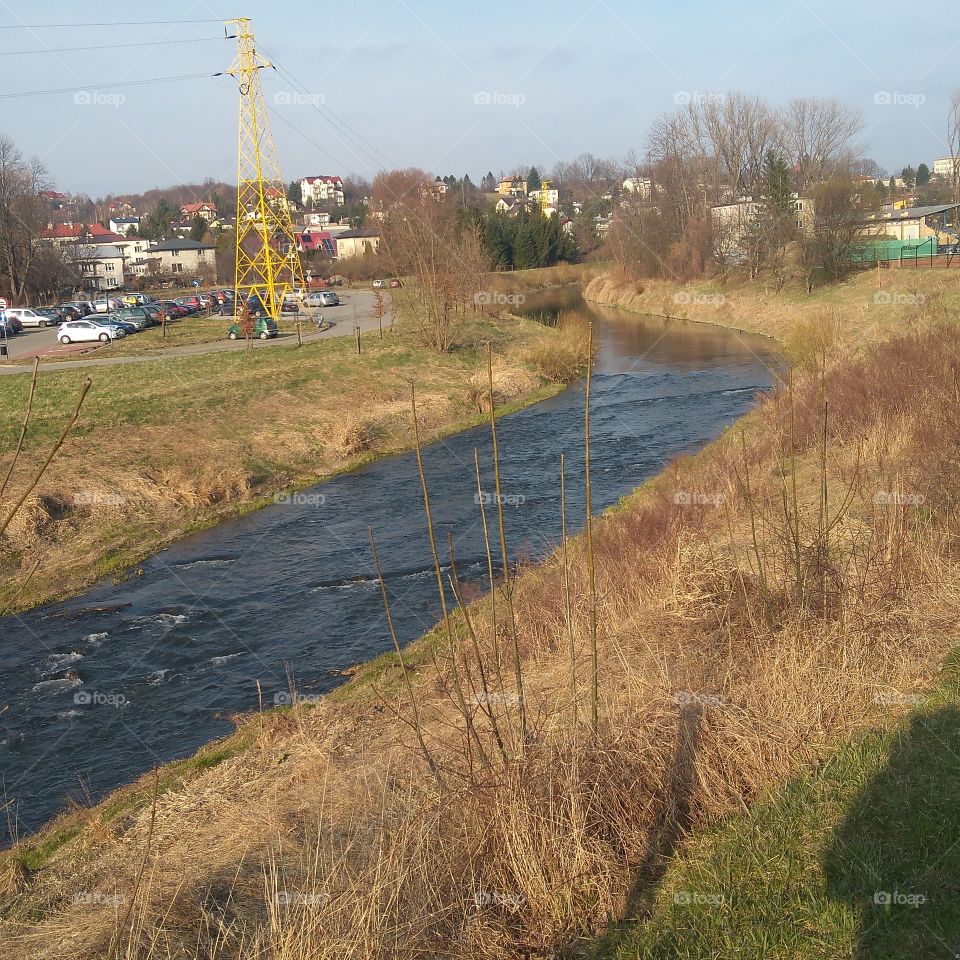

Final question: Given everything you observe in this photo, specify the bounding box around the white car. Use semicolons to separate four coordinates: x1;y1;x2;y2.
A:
4;307;49;328
58;319;126;344
305;290;340;308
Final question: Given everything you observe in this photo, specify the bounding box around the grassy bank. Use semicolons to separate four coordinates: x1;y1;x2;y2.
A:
2;268;959;959
0;308;583;614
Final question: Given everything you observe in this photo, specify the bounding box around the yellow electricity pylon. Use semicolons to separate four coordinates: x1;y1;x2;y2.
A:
225;17;304;320
539;179;553;215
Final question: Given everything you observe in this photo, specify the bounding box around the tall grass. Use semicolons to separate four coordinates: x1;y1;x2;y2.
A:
4;324;960;959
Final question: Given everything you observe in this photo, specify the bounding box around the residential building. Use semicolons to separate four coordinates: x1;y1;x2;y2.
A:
622;177;653;200
305;211;332;227
112;235;153;277
109;215;141;235
530;183;560;209
497;176;528;198
420;179;449;201
933;158;960;179
146;237;216;276
711;195;815;247
69;243;125;291
334;229;380;259
181;201;218;222
40;222;121;247
300;176;345;208
495;196;534;215
296;230;335;256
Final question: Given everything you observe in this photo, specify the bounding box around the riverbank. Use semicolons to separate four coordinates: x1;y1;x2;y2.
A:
0;307;583;615
3;270;959;959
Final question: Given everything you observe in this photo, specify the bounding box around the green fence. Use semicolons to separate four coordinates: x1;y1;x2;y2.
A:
850;237;938;264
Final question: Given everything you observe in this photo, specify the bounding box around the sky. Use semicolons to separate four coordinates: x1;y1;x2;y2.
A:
0;0;956;198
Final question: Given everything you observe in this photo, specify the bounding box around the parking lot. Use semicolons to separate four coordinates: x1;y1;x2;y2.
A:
0;288;388;372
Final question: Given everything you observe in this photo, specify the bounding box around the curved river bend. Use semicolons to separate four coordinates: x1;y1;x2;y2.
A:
0;293;779;843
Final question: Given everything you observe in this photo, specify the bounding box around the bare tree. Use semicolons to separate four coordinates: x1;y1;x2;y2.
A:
379;189;488;351
0;134;51;302
780;98;864;192
948;91;960;204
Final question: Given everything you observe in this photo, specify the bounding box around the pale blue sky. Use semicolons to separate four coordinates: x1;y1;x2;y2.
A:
0;0;955;197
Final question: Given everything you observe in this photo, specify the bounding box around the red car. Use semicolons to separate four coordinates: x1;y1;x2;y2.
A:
174;295;203;313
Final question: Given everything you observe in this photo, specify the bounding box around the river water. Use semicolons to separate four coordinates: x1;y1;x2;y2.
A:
0;291;779;843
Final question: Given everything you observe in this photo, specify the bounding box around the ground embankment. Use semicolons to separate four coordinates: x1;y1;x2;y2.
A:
2;269;959;959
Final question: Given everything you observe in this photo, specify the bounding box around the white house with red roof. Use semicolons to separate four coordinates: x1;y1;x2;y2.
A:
300;176;344;208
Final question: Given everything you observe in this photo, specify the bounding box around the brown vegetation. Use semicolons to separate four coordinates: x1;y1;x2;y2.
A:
2;271;958;959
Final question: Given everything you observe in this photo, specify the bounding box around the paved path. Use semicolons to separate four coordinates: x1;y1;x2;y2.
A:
0;290;388;376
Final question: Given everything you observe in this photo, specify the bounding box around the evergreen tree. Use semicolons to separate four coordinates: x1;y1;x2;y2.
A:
480;171;496;193
527;166;542;192
762;151;794;216
189;215;207;242
917;163;930;186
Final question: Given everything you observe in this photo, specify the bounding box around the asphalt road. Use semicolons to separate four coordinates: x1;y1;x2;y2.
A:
0;289;389;375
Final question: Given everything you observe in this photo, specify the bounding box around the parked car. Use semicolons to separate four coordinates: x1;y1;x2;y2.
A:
389;279;403;288
281;294;300;314
142;304;167;325
305;290;340;308
93;297;125;313
227;317;278;340
175;295;203;313
99;315;138;335
58;319;125;344
159;300;189;319
372;279;386;288
35;307;69;326
112;308;148;331
65;301;95;316
4;307;49;328
56;304;82;321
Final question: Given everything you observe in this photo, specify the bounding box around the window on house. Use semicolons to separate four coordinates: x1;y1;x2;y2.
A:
171;250;180;257
172;263;183;274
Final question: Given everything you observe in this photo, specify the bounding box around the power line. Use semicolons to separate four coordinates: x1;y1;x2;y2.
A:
271;110;351;173
0;36;221;56
260;46;391;172
0;19;225;29
0;73;217;101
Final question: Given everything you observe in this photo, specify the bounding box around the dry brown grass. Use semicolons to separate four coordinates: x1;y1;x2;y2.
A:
3;305;959;958
0;314;565;613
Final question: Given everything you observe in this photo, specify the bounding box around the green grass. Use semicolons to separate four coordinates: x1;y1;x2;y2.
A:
592;651;960;960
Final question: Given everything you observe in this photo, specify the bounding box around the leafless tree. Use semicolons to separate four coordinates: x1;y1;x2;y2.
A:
378;189;488;351
779;98;864;192
0;134;51;302
948;91;960;204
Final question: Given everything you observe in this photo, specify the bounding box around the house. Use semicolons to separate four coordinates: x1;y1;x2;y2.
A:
622;177;653;200
711;195;815;248
146;237;216;276
495;196;534;215
862;203;960;243
497;176;528;198
181;201;217;222
305;211;331;227
109;215;141;235
300;176;345;208
333;229;380;259
559;214;574;235
296;230;335;256
112;236;153;277
68;243;125;291
933;158;960;179
420;179;449;201
41;223;121;247
40;190;69;210
530;182;559;209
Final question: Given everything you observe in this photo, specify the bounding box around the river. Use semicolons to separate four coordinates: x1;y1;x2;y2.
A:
0;291;780;844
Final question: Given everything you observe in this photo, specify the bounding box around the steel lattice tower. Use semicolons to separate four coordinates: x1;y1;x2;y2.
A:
225;18;305;320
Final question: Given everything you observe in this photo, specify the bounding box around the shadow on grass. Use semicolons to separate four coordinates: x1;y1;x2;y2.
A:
824;706;960;959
